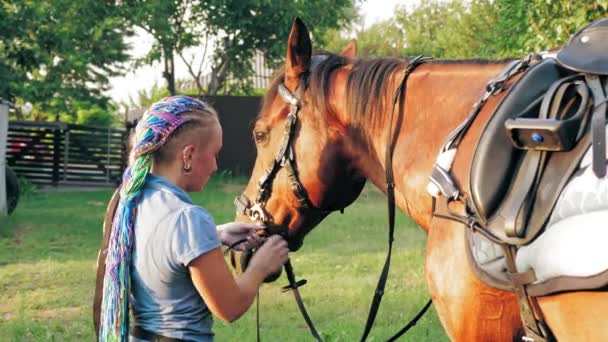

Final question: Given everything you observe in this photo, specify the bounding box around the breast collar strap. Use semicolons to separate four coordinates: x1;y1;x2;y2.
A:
235;76;337;225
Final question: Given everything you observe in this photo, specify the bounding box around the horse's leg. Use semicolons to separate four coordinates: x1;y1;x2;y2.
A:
425;218;524;341
538;292;608;341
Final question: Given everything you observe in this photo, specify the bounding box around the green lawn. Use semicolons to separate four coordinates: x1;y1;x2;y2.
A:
0;177;448;341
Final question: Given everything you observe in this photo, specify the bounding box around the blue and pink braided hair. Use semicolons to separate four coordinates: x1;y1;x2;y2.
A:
99;95;217;341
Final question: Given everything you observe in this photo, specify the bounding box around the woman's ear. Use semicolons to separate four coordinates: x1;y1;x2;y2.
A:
182;144;196;167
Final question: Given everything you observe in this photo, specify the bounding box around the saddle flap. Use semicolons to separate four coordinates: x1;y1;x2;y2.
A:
470;58;572;223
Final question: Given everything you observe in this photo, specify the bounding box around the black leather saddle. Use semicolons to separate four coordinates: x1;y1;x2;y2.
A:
470;59;573;221
469;57;601;245
556;18;608;75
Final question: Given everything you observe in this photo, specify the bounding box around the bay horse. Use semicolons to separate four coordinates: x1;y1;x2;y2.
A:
236;18;608;341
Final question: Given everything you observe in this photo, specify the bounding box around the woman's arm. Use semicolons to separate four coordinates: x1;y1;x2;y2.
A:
216;222;263;251
188;235;288;322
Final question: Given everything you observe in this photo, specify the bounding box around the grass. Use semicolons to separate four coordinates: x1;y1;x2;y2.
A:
0;176;448;341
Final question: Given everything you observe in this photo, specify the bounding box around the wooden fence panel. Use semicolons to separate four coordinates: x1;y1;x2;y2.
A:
6;121;127;186
7;96;261;187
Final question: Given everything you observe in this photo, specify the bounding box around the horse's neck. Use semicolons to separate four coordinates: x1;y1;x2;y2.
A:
355;62;508;231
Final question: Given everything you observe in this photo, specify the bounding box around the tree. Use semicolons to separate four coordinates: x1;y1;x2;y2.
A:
353;19;408;57
0;0;131;121
391;0;608;60
124;0;357;96
523;0;608;52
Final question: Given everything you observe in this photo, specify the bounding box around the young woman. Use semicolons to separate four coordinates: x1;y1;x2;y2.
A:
99;95;288;341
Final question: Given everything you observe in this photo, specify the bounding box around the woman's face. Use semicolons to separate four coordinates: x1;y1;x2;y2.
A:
185;121;223;192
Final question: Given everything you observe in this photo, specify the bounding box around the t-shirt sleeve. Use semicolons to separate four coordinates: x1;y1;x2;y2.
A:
172;206;222;267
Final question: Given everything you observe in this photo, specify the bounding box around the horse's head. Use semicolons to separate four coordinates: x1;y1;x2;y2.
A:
235;18;366;253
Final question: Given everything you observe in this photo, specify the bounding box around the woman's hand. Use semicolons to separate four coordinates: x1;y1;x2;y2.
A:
217;222;264;251
248;235;289;276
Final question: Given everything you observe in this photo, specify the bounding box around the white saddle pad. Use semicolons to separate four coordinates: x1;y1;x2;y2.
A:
516;210;608;283
516;141;608;283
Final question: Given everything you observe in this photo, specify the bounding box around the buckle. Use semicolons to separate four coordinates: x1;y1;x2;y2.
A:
282;279;308;292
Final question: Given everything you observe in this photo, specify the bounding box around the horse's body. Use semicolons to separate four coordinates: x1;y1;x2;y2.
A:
239;19;608;340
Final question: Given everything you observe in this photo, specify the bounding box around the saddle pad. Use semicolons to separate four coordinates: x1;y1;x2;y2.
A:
516;210;608;284
469;124;608;294
547;139;608;225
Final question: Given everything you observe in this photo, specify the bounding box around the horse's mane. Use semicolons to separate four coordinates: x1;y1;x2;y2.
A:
259;53;513;136
260;53;408;136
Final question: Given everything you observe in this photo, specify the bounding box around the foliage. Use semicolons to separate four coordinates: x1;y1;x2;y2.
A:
356;19;408;57
524;0;608;52
74;104;117;127
123;0;358;96
126;83;171;110
0;0;131;121
388;0;608;59
17;176;36;198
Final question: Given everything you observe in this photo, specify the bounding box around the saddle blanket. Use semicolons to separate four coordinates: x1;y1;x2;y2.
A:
516;143;608;283
472;126;608;286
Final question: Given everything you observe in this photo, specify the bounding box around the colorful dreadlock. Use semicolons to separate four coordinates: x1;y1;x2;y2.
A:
99;95;211;342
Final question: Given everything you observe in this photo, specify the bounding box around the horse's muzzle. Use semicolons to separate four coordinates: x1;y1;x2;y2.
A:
231;249;283;283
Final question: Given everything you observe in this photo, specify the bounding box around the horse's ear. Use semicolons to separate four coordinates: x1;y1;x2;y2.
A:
340;39;357;58
285;17;312;91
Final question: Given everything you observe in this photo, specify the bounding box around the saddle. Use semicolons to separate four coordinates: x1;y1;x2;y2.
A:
430;18;608;341
469;59;600;245
469;19;608;245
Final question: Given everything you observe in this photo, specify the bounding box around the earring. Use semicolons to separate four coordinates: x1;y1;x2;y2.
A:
183;163;192;174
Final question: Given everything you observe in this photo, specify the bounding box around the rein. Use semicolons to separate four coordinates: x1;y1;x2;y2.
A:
234;56;433;341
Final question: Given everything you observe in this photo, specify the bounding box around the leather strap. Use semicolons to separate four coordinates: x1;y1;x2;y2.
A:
585;75;607;178
130;326;187;342
443;55;535;151
283;260;323;342
500;75;569;238
93;188;121;337
359;55;430;342
385;299;433;342
503;246;554;341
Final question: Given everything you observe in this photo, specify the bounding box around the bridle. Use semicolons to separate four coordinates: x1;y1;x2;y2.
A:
233;56;432;342
234;76;338;225
233;74;334;342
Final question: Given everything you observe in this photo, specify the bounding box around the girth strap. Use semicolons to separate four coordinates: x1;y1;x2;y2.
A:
503;246;555;341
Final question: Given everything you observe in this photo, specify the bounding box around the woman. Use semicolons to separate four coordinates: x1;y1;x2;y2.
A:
99;95;288;341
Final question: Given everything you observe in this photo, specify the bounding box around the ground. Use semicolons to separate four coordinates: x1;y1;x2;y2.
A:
0;177;448;341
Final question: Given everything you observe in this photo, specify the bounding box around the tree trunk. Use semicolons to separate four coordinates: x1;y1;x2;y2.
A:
209;56;229;96
208;39;233;96
163;47;176;96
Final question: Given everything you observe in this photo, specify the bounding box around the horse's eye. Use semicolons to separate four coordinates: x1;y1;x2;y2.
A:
254;131;267;144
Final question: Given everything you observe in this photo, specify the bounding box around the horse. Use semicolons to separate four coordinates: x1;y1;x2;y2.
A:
235;18;608;341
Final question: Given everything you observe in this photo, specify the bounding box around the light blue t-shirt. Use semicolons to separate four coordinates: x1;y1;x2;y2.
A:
130;174;221;341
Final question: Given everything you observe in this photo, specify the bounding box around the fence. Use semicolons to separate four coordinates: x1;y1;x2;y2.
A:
205;95;260;176
6;121;126;186
7;96;262;187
